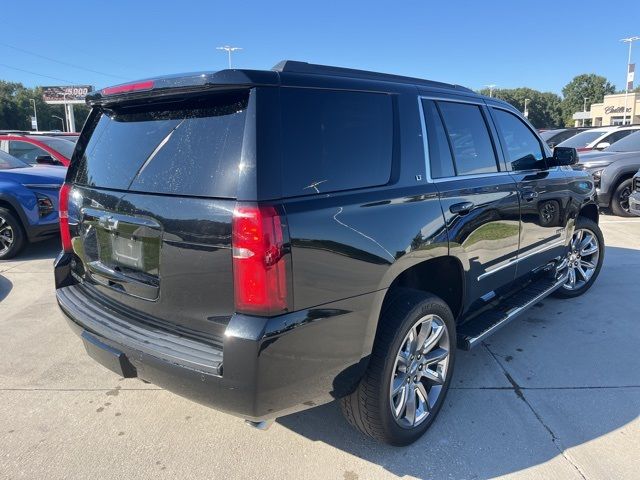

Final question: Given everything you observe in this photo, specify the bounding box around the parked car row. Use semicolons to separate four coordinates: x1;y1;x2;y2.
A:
0;131;77;166
573;131;640;217
0;150;65;259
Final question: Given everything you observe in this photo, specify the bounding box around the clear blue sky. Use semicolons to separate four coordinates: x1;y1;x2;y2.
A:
2;0;639;95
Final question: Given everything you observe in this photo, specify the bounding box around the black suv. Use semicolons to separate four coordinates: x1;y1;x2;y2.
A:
54;61;604;446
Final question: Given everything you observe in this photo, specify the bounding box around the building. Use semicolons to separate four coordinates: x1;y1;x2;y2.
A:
574;92;640;127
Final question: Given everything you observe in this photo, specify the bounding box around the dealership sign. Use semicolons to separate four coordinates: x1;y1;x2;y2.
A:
604;106;632;114
42;85;93;104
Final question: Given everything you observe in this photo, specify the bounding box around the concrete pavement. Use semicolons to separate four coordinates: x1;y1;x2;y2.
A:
1;217;638;480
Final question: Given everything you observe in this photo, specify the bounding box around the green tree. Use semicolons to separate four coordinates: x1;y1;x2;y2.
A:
560;74;615;127
477;87;562;129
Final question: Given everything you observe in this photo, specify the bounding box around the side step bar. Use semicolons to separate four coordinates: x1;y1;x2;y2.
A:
457;273;568;350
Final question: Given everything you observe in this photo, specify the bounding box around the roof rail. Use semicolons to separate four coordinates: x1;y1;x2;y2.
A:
271;60;474;93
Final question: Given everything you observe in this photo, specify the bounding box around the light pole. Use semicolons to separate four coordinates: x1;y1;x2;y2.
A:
30;99;38;131
621;36;640;125
485;84;497;97
216;45;242;69
524;98;531;118
582;97;589;127
52;115;65;132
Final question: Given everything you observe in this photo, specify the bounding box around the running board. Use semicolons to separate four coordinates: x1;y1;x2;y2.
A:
457;273;568;350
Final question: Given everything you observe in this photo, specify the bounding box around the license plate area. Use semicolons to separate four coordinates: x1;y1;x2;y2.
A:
80;208;162;300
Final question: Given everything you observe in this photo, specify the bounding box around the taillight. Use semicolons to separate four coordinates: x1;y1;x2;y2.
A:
102;80;154;96
58;183;72;252
232;204;289;316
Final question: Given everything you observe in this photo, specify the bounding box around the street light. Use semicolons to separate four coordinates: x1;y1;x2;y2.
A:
30;99;38;131
524;98;531;118
52;115;65;132
582;97;589;127
216;45;242;69
621;36;640;125
485;84;497;97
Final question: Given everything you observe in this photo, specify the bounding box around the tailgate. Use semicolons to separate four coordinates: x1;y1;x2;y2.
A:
65;90;249;342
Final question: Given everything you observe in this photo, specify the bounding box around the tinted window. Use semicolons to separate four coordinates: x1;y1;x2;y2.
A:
280;88;392;196
8;141;48;164
71;91;248;197
437;101;498;175
606;131;640;152
422;100;455;178
492;108;544;171
601;129;639;146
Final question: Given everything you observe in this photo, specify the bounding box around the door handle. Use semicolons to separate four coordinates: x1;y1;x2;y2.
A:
449;201;474;215
521;191;539;202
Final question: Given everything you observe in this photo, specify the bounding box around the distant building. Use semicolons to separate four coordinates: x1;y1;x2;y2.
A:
574;92;640;127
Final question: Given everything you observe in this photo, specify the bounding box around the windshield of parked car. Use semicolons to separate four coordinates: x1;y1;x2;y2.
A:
0;150;30;169
605;131;640;152
557;130;605;148
33;136;76;158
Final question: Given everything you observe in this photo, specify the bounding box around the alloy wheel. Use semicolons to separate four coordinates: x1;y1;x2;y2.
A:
0;216;14;256
618;184;632;213
559;228;600;291
390;314;450;428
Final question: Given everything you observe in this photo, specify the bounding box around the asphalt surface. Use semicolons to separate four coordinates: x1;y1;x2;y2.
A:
1;216;639;480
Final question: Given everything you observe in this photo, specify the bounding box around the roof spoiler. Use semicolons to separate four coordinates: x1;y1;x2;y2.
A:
87;70;279;106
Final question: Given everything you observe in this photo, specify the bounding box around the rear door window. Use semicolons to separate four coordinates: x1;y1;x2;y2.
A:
436;101;499;175
280;88;393;197
422;100;456;178
70;91;248;198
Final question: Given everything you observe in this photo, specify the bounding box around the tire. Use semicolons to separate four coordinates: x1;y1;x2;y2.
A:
552;216;604;299
340;289;456;446
610;178;633;217
0;208;26;260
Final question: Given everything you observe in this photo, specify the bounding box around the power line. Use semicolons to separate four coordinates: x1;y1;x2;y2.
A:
0;42;128;80
0;63;76;84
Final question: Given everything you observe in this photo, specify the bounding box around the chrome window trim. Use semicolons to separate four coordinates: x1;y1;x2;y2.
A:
477;239;566;281
417;95;507;183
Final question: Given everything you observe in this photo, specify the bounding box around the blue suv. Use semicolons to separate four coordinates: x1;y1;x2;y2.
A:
0;150;65;259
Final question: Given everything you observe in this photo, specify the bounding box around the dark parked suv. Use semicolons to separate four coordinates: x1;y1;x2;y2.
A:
54;61;604;445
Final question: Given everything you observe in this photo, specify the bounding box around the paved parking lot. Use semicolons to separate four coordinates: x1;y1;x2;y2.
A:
1;217;638;480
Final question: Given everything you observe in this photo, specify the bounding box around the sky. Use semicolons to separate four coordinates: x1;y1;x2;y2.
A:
1;0;639;96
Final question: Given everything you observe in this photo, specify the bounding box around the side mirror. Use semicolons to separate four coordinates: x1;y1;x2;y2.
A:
595;142;610;150
550;147;579;167
35;155;57;165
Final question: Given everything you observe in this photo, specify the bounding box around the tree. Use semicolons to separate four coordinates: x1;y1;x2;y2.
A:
0;81;90;131
560;74;615;127
477;87;562;129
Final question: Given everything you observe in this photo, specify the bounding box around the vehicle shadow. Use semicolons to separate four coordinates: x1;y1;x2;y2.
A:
3;237;60;263
277;245;640;479
0;274;12;302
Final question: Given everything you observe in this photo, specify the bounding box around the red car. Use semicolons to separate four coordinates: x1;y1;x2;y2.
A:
0;133;77;166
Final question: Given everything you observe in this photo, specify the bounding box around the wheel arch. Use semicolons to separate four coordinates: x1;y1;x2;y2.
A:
579;203;599;224
382;256;465;322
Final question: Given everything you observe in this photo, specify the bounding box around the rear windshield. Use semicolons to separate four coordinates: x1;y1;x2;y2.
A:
70;91;248;197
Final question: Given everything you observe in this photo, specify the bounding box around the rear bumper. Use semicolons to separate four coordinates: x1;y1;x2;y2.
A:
55;253;381;421
629;192;640;216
